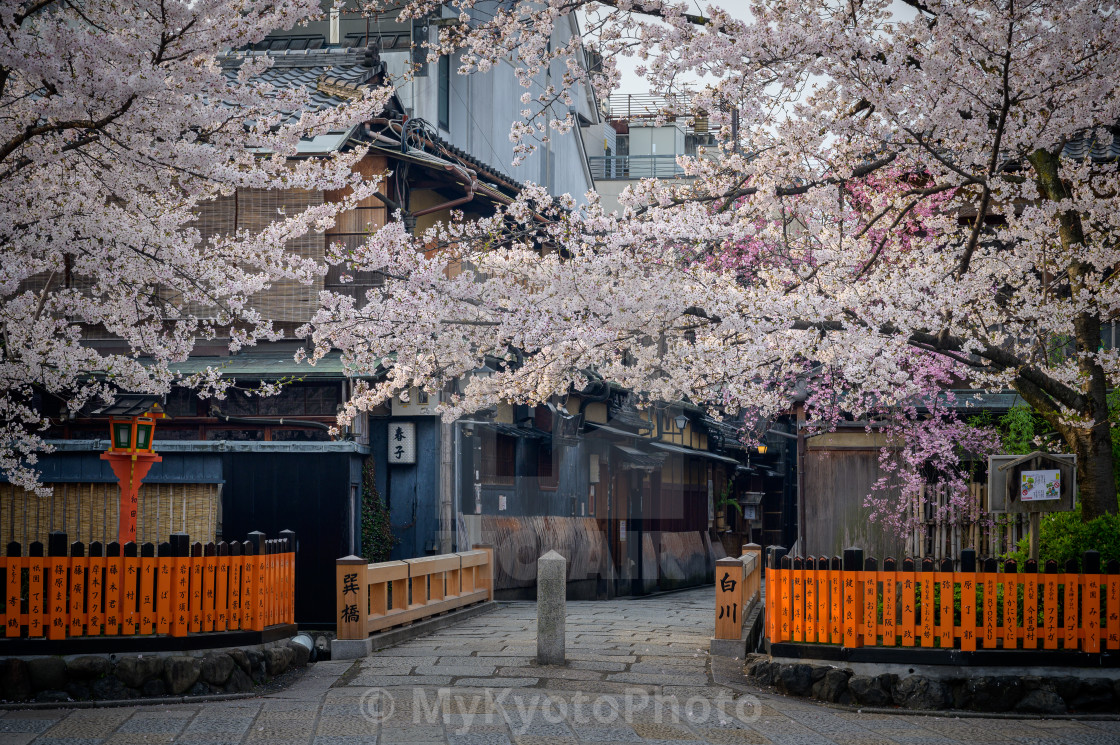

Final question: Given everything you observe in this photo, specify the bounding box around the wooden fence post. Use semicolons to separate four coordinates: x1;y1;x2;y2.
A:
5;541;20;638
122;541;138;635
1024;559;1039;649
816;556;828;643
280;529;296;624
170;533;190;637
189;542;203;633
715;557;744;640
830;556;842;643
982;557;998;649
900;557;916;647
1002;559;1018;650
881;557;897;646
778;554;793;642
958;548;977;652
792;556;804;642
1043;559;1059;649
203;542;217;632
803;557;816;643
920;558;934;647
248;532;266;631
104;541;121;636
69;541;85;638
1083;551;1101;653
337;556;369;640
46;532;68;640
215;541;229;631
862;557;877;647
1063;558;1079;650
743;543;761;612
766;546;787;643
842;546;863;648
231;541;245;630
139;542;155;635
937;558;953;649
1107;559;1120;651
88;542;104;636
27;541;44;638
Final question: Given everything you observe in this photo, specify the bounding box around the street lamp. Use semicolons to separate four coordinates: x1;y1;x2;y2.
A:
674;414;689;430
99;400;168;544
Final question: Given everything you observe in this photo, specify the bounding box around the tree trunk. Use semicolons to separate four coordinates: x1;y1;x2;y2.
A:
1026;147;1118;521
1066;419;1117;520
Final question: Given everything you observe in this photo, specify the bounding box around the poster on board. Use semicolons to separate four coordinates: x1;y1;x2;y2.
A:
1021;469;1061;502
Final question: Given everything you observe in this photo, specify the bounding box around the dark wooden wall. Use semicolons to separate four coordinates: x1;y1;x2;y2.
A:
803;432;904;559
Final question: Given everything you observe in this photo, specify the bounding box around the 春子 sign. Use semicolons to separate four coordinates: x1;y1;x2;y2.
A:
388;421;416;464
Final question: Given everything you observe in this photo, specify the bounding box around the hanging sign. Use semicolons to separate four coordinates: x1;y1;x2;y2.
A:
388;421;416;464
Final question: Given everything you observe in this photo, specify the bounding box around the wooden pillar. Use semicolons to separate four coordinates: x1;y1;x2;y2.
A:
337;555;369;640
472;544;494;601
715;557;744;640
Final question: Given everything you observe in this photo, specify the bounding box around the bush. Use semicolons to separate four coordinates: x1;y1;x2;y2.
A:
360;459;397;563
1005;504;1120;570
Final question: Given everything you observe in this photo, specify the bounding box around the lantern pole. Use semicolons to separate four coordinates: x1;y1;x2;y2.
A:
100;404;166;545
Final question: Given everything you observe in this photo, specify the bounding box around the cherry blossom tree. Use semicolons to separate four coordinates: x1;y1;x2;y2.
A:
0;0;391;492
311;0;1120;520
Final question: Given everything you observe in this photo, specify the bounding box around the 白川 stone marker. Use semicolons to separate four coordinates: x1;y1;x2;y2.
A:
536;550;566;665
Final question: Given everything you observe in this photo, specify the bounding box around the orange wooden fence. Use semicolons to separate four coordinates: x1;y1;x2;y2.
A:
765;548;1119;652
1;530;294;640
337;545;493;640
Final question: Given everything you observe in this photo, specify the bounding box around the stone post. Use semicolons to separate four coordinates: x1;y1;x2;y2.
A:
537;550;566;665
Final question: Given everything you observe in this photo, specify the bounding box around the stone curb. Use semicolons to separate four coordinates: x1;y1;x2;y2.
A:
0;690;260;711
711;660;1120;722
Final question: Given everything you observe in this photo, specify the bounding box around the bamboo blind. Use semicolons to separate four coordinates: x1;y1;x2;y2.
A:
0;483;218;547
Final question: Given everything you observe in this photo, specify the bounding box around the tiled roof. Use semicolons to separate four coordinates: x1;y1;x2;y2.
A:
1061;129;1120;162
218;48;380;142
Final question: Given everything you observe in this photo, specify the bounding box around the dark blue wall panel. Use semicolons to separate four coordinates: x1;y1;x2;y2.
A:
3;452;223;484
374;418;441;561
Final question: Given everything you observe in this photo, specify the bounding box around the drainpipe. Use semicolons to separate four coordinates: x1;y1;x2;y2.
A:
411;175;476;217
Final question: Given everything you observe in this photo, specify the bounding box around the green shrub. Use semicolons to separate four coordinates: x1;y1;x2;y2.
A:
360;459;397;563
1005;504;1120;569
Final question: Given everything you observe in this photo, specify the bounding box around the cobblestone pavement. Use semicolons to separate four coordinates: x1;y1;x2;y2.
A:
6;588;1120;744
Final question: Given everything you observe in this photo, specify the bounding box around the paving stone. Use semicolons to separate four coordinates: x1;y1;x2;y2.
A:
379;725;446;741
569;724;639;741
414;665;498;676
448;734;515;745
312;737;379;745
456;677;541;687
606;672;710;686
347;674;454;687
631;721;699;740
101;735;179;745
0;720;55;734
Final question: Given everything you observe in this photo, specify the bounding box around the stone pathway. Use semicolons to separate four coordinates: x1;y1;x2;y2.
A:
4;588;1119;744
